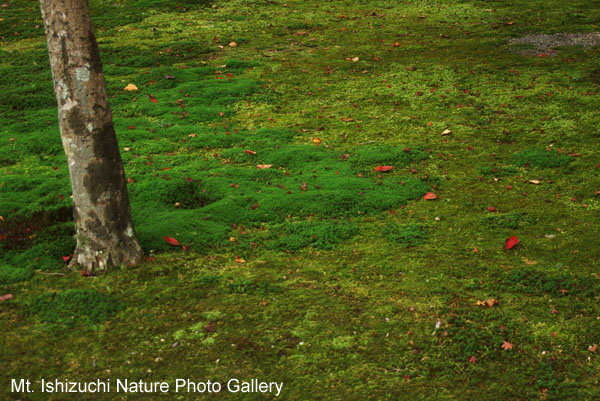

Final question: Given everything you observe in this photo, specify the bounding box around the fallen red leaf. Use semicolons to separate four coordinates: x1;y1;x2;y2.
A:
164;236;180;246
244;150;257;155
374;165;393;172
501;341;513;351
423;192;437;200
0;294;14;302
504;236;519;250
148;94;158;103
62;254;72;263
469;356;477;364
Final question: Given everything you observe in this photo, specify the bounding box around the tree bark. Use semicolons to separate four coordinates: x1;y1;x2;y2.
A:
40;0;143;272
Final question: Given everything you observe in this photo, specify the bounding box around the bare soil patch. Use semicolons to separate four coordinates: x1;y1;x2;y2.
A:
510;31;600;55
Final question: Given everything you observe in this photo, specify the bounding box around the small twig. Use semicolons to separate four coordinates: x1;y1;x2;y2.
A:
36;271;67;276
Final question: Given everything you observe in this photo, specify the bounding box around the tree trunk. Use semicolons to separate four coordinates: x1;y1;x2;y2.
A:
40;0;143;272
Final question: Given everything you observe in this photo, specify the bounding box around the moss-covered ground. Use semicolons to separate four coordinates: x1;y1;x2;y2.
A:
1;0;600;399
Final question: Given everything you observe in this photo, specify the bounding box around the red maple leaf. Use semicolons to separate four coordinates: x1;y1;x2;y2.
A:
504;236;519;250
374;165;393;172
164;236;180;246
423;192;437;200
469;356;477;364
501;341;513;351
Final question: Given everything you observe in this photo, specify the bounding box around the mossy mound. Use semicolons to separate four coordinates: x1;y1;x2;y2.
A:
0;265;34;286
1;55;431;264
512;149;572;168
382;223;426;244
479;165;517;177
28;289;123;329
267;221;359;251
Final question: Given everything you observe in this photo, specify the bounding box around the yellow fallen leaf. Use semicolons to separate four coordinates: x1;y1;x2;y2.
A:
229;237;236;242
352;56;359;62
229;41;237;47
123;83;138;91
476;298;498;307
235;257;245;263
188;134;198;138
529;180;541;185
441;129;452;135
256;164;272;169
313;137;322;144
522;257;537;265
123;147;131;151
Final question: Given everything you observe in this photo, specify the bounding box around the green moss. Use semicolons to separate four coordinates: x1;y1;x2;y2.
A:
446;308;525;363
480;212;538;230
224;278;283;295
497;267;600;298
349;144;428;170
331;335;354;350
2;0;600;399
28;289;123;329
267;221;359;251
382;223;426;244
512;149;572;168
0;265;34;285
479;165;517;177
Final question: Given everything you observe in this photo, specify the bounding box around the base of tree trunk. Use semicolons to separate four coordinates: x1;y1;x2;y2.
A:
68;240;143;273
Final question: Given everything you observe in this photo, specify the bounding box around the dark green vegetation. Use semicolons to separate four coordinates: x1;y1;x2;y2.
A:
1;0;599;400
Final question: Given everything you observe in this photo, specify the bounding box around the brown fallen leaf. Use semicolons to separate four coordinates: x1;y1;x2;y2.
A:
476;298;498;307
522;257;537;265
0;293;14;302
589;344;597;353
